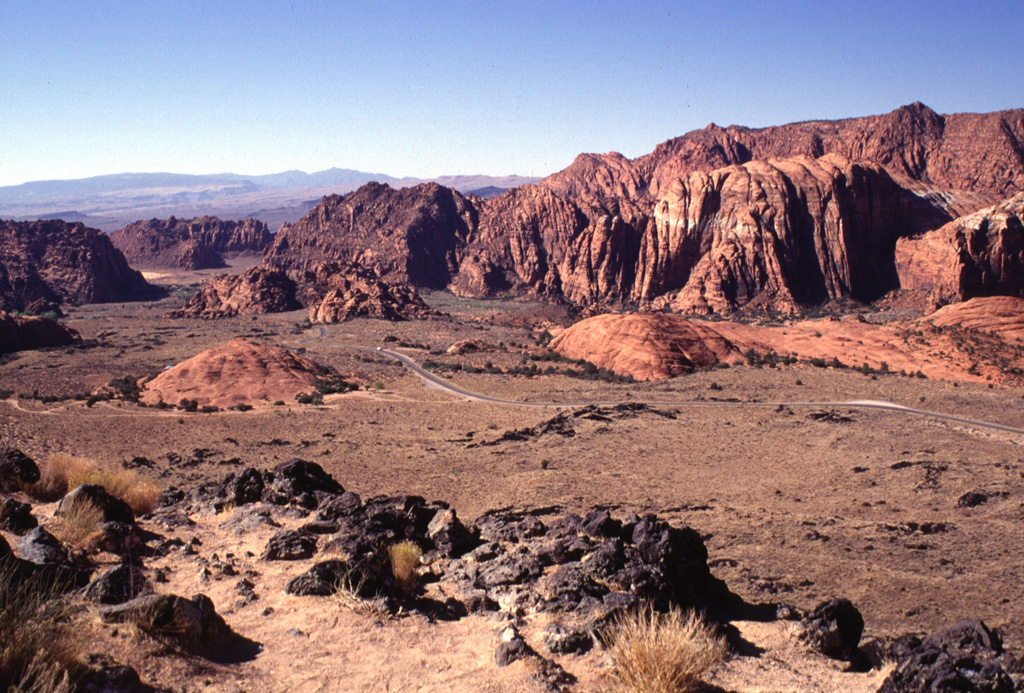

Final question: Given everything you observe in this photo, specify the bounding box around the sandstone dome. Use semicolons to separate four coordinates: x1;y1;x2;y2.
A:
549;312;745;381
140;338;320;408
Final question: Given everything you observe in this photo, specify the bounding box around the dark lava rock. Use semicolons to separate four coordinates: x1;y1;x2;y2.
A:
427;508;477;557
56;484;135;526
85;562;150;604
582;510;621;538
102;593;259;662
263;529;318;561
265;459;344;507
214;467;265;509
801;598;865;661
957;490;990;508
285;558;389;598
879;620;1014;693
0;448;39;489
495;626;532;667
219;504;281;534
539;563;605;611
89;521;144;555
0;497;38;534
542;622;593;655
78;655;153;693
315;491;363;521
15;527;91;587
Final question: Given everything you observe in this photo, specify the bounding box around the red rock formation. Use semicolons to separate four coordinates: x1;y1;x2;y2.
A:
139;338;319;408
923;296;1024;342
304;262;439;323
110;216;273;270
549;312;752;380
553;304;1024;384
896;193;1024;304
0;311;81;354
260;105;1024;314
168;267;300;318
543;103;1024;205
644;155;977;313
263;183;475;287
0;219;157;312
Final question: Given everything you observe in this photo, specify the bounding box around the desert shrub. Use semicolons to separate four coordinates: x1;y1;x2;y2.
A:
198;405;219;413
373;381;385;391
708;382;722;391
295;392;323;405
230;403;253;412
387;540;423;596
0;565;82;691
107;376;141;402
31;454;160;515
177;398;198;412
609;606;727;693
48;497;105;549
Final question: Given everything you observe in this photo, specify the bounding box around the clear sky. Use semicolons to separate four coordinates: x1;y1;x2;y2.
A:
1;0;1021;186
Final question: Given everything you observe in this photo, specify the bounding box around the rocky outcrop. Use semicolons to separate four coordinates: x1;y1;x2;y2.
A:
644;155;969;313
878;620;1016;693
263;182;476;287
260;105;1024;314
0;219;157;311
0;311;81;354
304;262;439;323
923;296;1024;342
139;338;320;408
549;312;751;380
543;102;1024;205
896;193;1024;304
551;304;1024;384
168;266;300;318
110;216;273;270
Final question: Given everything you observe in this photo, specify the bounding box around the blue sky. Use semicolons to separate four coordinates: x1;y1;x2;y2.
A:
1;1;1021;186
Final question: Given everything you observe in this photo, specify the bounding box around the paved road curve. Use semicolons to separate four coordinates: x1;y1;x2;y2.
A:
308;328;1024;437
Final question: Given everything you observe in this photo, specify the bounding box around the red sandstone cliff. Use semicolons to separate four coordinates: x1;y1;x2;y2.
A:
110;216;273;270
261;104;1024;314
0;219;158;312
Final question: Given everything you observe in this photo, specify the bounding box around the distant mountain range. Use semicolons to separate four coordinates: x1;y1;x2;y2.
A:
0;169;540;231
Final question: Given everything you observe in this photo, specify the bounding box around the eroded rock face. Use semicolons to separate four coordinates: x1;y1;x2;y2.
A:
263;182;476;287
258;105;1024;314
643;155;966;313
896;193;1024;304
0;219;157;311
304;262;438;323
139;338;320;408
542;102;1024;204
110;216;273;270
0;311;81;354
550;312;753;380
168;266;300;318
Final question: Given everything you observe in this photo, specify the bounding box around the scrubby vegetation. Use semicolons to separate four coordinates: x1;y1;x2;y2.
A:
30;453;160;515
610;606;727;693
388;540;423;596
0;566;82;692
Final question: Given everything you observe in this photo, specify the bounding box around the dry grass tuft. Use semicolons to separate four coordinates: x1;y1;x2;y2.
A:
330;572;391;619
0;566;82;691
610;606;727;693
31;454;161;515
48;498;105;550
387;541;423;596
